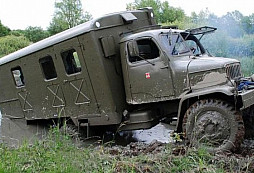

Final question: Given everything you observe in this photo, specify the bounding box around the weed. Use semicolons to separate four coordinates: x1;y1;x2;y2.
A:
0;127;253;172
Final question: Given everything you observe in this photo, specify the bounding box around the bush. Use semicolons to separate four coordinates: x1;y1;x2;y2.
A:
0;35;30;58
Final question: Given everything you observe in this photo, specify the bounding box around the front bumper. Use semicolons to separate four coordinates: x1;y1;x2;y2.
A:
239;89;254;109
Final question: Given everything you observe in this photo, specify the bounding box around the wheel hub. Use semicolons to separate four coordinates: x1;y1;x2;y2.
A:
193;111;230;146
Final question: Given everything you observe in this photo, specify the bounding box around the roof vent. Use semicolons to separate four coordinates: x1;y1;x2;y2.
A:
121;13;137;23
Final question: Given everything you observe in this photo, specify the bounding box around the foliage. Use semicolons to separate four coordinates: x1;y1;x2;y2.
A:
237;56;254;76
0;35;30;58
48;0;92;35
1;128;253;172
126;0;185;23
9;29;26;37
23;26;50;43
160;1;185;23
0;20;10;37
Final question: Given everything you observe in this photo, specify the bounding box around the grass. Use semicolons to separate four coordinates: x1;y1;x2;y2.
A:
0;127;253;173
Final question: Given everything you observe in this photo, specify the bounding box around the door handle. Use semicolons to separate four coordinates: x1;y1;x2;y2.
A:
160;65;169;69
63;80;68;83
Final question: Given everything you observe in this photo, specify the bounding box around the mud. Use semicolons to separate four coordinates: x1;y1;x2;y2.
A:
1;111;254;159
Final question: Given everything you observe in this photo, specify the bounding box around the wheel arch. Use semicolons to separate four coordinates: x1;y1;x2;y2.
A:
176;90;237;132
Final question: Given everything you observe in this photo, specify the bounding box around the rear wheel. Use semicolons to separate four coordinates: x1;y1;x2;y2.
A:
183;99;244;152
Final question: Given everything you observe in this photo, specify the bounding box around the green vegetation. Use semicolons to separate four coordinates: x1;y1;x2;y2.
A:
0;0;91;57
0;20;10;37
0;128;253;172
127;0;185;23
48;0;92;35
0;35;30;57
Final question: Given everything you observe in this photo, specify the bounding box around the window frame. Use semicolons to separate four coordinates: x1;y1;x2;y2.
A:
11;66;25;87
127;37;161;66
61;48;82;76
39;55;58;81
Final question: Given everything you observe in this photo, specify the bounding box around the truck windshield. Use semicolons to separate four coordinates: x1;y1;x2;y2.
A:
161;32;205;56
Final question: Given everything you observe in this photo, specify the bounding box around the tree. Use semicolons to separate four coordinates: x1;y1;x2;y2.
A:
241;15;254;34
0;20;10;37
219;11;244;38
160;1;185;23
24;26;50;43
126;0;185;24
48;0;92;35
0;35;30;58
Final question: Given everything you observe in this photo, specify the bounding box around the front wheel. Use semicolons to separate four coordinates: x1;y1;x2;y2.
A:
182;99;244;152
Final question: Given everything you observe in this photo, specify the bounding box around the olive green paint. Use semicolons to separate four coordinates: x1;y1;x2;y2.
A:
0;8;252;142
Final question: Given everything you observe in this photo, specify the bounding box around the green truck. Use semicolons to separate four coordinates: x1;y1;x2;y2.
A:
0;8;253;151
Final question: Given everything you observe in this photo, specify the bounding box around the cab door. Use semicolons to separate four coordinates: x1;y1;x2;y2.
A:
126;38;174;104
53;38;99;117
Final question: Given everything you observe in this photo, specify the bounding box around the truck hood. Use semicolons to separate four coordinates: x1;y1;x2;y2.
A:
188;56;239;73
187;56;240;90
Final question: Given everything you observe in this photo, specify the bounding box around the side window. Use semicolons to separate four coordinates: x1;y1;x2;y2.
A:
11;66;25;87
39;56;57;80
129;39;160;63
61;49;82;75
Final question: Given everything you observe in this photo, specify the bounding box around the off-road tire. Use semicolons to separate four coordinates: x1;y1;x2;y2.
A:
182;99;244;152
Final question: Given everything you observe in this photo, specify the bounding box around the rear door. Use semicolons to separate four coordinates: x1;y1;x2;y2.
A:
53;38;99;117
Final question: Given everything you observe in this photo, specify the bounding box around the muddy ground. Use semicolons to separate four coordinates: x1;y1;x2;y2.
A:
1;118;254;172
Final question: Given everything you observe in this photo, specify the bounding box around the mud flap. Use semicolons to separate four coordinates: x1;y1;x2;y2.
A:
0;115;48;146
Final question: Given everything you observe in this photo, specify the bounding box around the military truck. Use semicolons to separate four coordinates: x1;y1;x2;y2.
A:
0;7;253;151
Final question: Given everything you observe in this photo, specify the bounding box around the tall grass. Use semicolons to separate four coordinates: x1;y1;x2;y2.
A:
1;126;253;172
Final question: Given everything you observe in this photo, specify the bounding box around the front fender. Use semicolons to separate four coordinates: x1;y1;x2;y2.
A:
176;85;236;131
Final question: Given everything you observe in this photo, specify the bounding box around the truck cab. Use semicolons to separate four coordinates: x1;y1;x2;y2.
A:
121;26;240;103
120;25;248;152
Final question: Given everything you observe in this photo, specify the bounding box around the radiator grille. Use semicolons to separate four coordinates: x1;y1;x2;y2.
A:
225;63;242;79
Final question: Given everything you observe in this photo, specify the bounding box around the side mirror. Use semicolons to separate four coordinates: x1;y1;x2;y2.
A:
127;41;139;57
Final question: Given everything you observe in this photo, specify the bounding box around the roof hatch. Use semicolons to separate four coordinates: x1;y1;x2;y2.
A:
121;13;137;23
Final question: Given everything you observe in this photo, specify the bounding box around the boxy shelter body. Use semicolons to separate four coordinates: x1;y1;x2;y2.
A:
0;8;156;127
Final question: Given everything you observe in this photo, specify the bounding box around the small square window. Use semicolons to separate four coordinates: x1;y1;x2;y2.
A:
61;49;82;75
11;66;25;87
39;56;57;80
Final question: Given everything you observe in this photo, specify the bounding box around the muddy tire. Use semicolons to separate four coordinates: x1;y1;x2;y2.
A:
183;99;244;152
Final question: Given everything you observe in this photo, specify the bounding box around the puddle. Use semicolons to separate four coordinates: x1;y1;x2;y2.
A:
114;123;175;146
133;123;175;143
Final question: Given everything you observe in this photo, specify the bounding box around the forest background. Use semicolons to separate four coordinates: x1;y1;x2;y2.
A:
1;0;254;75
